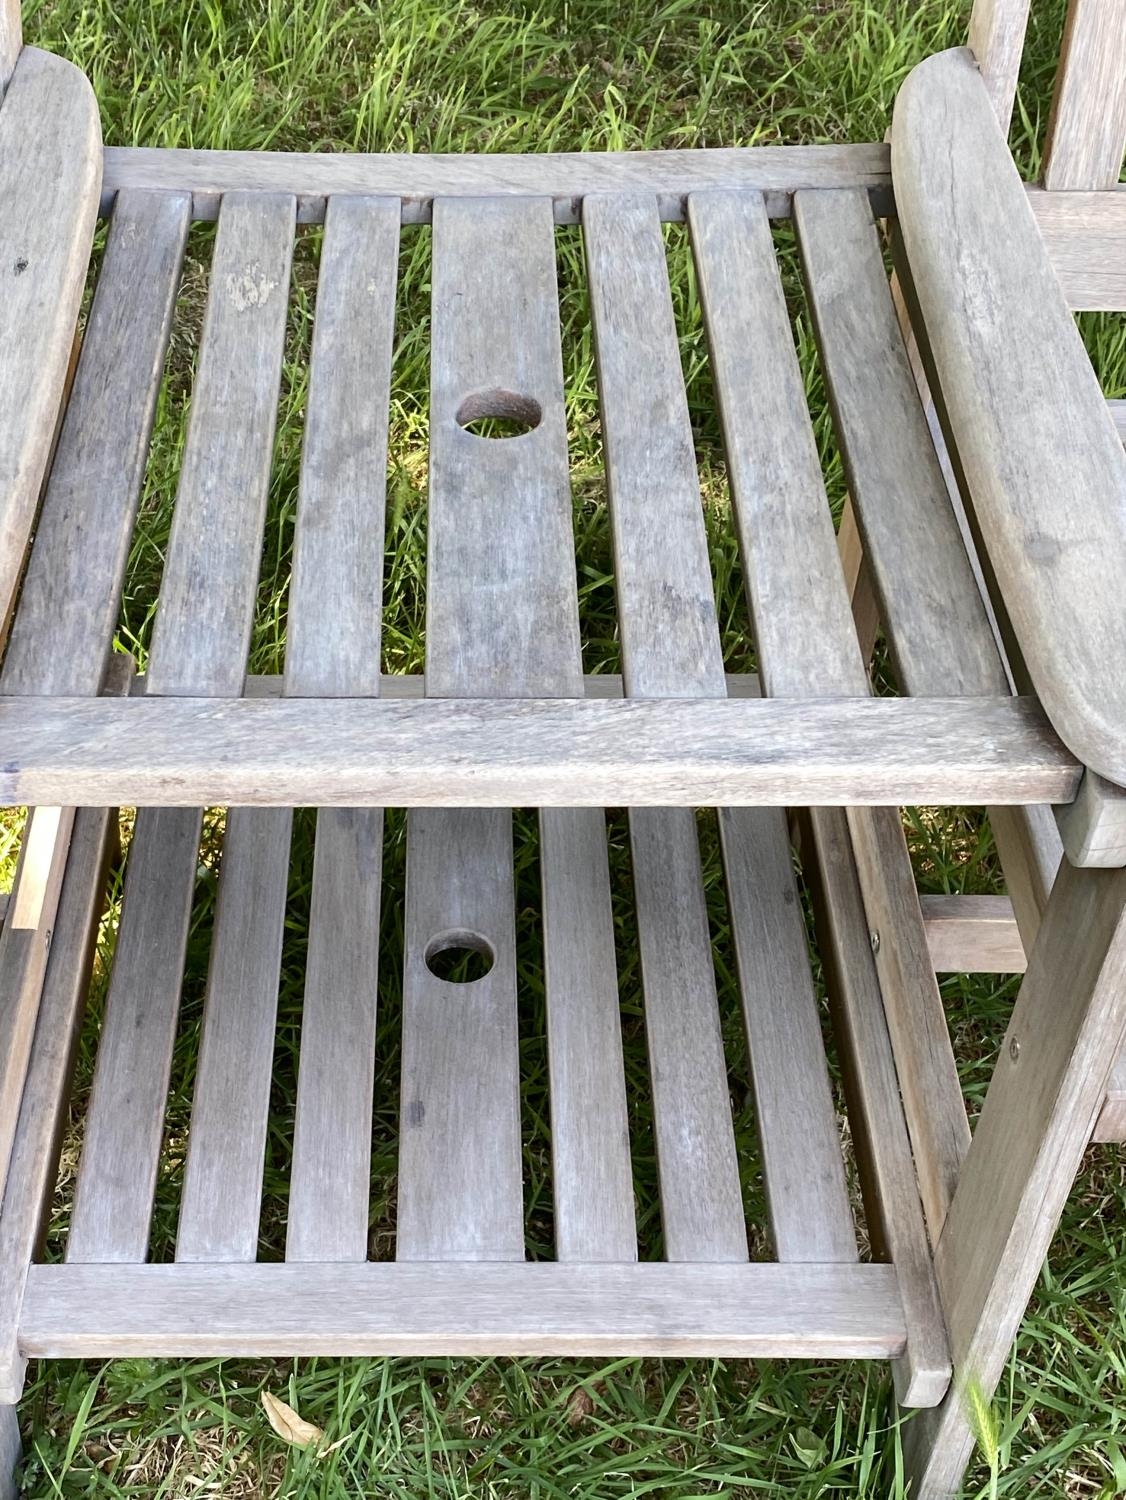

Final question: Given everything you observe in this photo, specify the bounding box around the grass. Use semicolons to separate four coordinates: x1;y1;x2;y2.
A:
5;0;1126;1494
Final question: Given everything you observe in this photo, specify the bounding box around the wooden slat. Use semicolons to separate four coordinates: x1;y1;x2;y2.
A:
688;189;855;1264
540;809;635;1262
1093;1055;1126;1143
585;191;745;1263
19;1261;907;1360
0;807;73;1203
0;0;18;99
1043;0;1126;191
719;808;856;1261
0;694;1080;809
968;0;1032;129
2;190;191;696
920;895;1026;973
585;194;727;701
175;809;291;1262
0;47;100;633
805;807;952;1409
1110;398;1126;440
794;188;1005;702
67;807;202;1263
97;142;895;224
893;50;1126;787
159;670;767;699
285;195;396;700
1028;186;1126;311
147;191;294;697
399;808;521;1259
283;196;398;1263
696;185;969;1246
399;197;592;1261
1055;768;1126;867
287;810;382;1261
906;860;1126;1491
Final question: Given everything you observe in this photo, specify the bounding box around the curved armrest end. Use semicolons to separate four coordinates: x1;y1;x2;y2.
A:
0;46;101;632
892;48;1126;788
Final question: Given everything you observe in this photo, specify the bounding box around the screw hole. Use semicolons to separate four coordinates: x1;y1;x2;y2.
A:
455;388;542;439
424;929;495;984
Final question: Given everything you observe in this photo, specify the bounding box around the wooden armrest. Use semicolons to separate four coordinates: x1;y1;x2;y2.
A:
891;48;1126;788
0;47;100;636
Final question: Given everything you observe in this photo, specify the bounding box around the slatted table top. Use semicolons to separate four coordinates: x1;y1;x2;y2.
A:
0;175;1079;811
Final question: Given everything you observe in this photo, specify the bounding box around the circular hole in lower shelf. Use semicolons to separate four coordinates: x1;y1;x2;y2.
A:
424;929;496;983
455;388;542;439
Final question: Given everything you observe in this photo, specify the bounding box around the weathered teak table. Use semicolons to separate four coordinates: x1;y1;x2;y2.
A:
1;0;1125;1493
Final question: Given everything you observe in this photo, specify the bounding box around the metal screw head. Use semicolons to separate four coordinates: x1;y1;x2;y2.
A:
869;930;881;954
1009;1036;1020;1062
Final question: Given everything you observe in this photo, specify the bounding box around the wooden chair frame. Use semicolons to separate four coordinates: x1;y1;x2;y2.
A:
0;1;1124;1496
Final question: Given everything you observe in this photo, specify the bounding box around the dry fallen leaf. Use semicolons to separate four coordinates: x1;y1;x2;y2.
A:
566;1386;596;1426
260;1391;324;1449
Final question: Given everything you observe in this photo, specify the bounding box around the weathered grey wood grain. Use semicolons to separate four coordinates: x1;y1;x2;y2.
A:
689;189;864;699
1042;0;1126;191
176;808;291;1262
1110;398;1126;440
0;0;19;99
0;1402;16;1500
147;191;294;696
288;808;382;1261
585;193;726;701
97;142;895;224
806;807;952;1408
794;187;1006;703
1093;1055;1126;1142
1027;186;1126;310
151;670;767;700
586;190;746;1262
67;807;203;1263
426;199;581;699
19;1261;906;1360
845;806;971;1238
968;0;1032;128
628;808;747;1261
284;196;397;1262
0;47;100;633
2;190;190;696
687;189;856;1263
1055;769;1126;867
400;198;564;1260
919;895;1026;974
719;808;856;1261
0;694;1080;809
399;807;521;1259
893;49;1126;787
285;195;397;699
0;807;73;1206
905;860;1126;1494
541;807;637;1262
988;804;1062;953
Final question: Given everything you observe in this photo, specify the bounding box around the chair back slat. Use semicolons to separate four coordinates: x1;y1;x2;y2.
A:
968;0;1033;128
1043;0;1126;190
